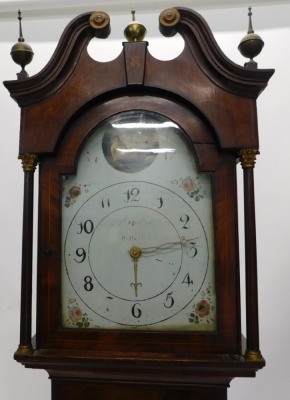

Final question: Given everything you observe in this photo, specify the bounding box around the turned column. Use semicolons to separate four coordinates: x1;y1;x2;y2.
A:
15;153;38;356
239;148;264;361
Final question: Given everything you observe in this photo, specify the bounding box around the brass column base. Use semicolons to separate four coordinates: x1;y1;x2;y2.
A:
14;344;33;357
244;350;265;362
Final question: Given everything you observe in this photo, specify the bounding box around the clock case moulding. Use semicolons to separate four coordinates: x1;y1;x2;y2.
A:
4;6;274;400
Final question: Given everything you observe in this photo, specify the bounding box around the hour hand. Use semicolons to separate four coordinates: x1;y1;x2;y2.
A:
130;246;142;297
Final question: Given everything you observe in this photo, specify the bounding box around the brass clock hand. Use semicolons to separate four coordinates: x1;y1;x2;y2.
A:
140;237;198;255
130;246;142;297
128;238;198;297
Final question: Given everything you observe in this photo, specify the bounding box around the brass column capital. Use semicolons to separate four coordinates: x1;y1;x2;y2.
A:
239;148;260;168
18;153;38;172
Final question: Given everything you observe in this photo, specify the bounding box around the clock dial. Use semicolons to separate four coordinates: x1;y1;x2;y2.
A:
61;111;216;331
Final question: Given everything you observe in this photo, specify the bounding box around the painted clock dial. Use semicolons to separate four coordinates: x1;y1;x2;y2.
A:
61;111;216;331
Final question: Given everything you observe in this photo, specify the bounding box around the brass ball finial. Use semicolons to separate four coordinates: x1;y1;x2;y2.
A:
124;7;147;42
10;10;34;79
238;7;264;69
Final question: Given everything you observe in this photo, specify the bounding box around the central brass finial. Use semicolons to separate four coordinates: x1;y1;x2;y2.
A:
124;7;147;42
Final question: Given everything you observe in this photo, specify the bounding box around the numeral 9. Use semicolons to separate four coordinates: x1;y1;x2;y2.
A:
74;248;86;263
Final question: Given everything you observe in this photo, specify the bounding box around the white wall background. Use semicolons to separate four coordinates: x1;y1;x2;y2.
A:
0;2;289;399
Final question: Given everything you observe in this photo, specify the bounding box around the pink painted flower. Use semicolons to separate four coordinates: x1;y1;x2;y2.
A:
68;306;83;322
69;186;81;199
195;300;211;318
182;177;196;193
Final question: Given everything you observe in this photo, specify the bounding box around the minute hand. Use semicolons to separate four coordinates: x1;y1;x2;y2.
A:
140;237;198;255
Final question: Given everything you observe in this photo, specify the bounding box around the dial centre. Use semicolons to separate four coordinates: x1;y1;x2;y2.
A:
130;246;142;258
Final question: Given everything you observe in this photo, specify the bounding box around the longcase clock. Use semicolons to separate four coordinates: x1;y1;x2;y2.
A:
4;7;274;400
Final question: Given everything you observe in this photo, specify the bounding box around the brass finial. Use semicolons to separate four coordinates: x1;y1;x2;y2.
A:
89;11;111;38
124;7;147;42
238;7;264;69
10;10;34;79
159;8;180;37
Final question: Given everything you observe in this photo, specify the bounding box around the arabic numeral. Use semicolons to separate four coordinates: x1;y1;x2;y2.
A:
101;198;110;208
180;214;190;229
182;273;193;287
132;303;142;318
157;197;163;208
125;188;140;202
77;219;94;234
74;248;86;263
187;241;198;258
84;276;94;291
164;292;174;308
